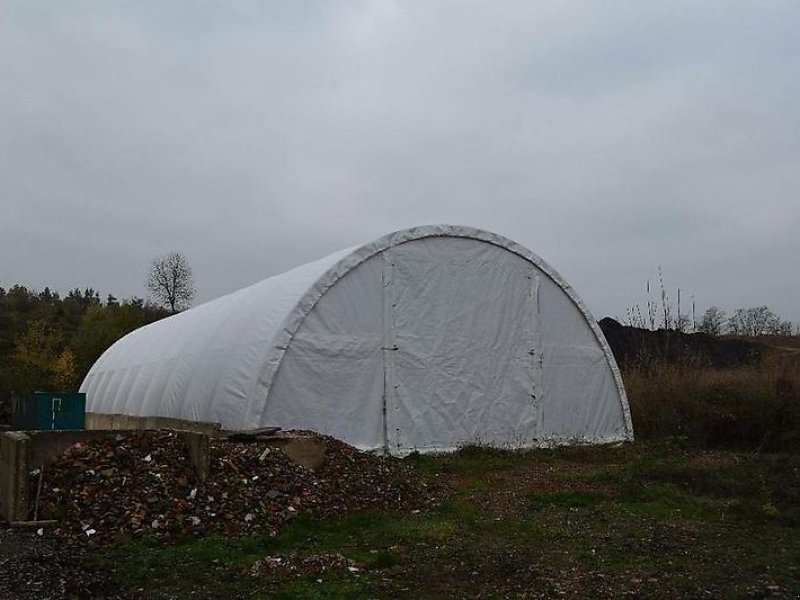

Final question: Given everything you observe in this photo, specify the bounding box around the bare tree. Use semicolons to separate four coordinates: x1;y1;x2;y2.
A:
727;306;779;337
147;252;196;314
772;320;794;336
698;306;727;336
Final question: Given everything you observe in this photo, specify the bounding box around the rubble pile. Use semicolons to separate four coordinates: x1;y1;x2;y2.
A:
34;431;439;545
310;436;431;518
247;552;359;579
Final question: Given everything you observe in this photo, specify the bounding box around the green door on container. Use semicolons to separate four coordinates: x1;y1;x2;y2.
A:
33;392;86;430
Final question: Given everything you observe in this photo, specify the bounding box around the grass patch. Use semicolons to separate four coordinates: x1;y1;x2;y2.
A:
617;480;732;521
265;578;388;600
611;450;800;524
406;444;538;476
528;490;606;509
88;500;482;597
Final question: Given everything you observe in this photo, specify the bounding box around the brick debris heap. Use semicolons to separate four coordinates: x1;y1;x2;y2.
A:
33;431;441;545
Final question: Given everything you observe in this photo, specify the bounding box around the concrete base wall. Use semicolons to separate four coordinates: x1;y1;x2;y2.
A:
86;412;222;435
258;436;327;470
0;432;30;526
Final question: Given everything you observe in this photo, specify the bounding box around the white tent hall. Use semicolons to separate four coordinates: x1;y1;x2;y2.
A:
81;225;633;454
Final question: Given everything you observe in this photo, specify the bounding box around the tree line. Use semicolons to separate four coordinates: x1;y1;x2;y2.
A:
0;285;170;420
698;305;796;337
626;301;796;336
623;268;796;336
0;251;196;423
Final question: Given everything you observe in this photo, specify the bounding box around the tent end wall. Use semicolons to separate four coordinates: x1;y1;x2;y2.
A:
254;225;633;441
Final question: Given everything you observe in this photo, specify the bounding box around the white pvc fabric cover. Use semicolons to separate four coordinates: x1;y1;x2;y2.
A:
81;225;633;454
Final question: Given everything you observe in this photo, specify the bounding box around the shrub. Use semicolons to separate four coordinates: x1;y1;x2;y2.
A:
624;352;800;452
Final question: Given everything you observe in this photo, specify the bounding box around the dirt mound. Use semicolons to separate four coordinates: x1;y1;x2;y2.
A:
35;431;440;546
599;318;764;369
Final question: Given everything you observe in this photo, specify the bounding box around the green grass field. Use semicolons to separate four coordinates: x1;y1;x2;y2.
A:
88;441;800;599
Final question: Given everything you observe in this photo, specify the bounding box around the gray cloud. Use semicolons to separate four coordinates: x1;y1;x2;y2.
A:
1;1;799;324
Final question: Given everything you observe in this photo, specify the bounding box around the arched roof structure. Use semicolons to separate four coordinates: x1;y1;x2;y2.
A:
82;225;633;453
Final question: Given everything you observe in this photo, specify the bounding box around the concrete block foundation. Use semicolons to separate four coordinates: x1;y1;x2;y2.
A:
86;412;222;435
0;432;30;526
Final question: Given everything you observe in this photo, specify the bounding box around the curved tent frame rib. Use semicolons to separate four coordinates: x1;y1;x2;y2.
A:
244;224;633;439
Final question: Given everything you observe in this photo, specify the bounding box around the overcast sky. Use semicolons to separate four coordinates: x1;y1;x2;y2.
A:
1;1;798;324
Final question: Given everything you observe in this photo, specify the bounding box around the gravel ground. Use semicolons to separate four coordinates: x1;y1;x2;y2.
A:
0;525;117;600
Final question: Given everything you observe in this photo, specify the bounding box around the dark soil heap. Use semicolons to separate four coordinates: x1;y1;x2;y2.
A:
34;431;439;546
599;317;764;369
